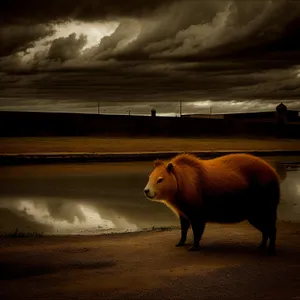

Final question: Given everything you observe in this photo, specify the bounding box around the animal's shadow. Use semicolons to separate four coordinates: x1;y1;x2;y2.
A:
177;241;293;258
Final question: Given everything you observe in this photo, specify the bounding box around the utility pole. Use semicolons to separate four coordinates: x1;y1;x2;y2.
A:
179;99;182;117
97;100;100;114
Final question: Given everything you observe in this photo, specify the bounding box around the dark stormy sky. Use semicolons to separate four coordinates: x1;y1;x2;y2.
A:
1;0;300;115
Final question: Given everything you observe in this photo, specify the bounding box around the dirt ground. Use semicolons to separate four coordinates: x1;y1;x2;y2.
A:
0;222;300;300
1;137;300;154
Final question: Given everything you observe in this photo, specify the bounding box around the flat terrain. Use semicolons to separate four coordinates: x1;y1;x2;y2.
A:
0;222;300;300
1;137;300;153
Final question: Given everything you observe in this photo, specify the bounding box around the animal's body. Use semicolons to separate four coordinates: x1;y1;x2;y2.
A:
144;153;280;255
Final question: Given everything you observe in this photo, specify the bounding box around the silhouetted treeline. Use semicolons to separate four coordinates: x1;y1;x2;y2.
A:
0;111;300;138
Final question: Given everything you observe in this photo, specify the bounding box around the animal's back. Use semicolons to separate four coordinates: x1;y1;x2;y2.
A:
202;153;280;192
199;154;280;223
213;153;280;185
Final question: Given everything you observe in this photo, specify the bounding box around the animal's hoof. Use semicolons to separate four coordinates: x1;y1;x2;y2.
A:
188;245;200;252
175;241;185;247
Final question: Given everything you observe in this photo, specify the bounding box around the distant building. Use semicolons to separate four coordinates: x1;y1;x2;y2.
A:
151;108;156;117
276;102;287;112
276;102;288;124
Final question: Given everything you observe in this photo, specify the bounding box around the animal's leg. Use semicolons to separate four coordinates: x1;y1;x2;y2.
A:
175;215;190;247
248;216;277;255
259;184;279;256
258;232;268;250
188;216;206;251
267;227;277;256
266;209;278;256
248;218;268;249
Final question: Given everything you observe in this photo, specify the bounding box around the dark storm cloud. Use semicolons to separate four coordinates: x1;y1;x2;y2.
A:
1;60;297;102
1;0;300;112
5;0;299;62
0;24;54;57
0;0;177;25
141;0;300;61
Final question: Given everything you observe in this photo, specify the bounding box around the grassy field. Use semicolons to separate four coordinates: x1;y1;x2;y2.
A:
1;137;300;154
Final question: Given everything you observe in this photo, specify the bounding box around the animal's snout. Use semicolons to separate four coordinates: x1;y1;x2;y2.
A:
144;187;156;199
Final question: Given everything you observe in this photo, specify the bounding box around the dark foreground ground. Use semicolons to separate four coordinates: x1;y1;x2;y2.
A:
0;222;300;300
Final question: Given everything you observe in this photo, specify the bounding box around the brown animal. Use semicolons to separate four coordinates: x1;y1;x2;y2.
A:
144;153;280;255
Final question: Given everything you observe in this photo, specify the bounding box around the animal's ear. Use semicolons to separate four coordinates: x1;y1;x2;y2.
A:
167;162;173;173
154;159;164;168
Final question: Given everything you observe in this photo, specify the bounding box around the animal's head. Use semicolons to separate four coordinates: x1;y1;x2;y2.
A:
144;159;178;202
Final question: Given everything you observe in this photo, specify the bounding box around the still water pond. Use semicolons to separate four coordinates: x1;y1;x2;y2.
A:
0;156;299;235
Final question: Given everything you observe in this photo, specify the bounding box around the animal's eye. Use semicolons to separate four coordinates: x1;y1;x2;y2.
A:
157;177;164;183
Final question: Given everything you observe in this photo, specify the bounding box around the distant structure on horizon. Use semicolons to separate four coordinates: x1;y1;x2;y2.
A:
1;103;300;138
151;108;156;117
181;102;300;123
